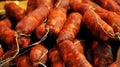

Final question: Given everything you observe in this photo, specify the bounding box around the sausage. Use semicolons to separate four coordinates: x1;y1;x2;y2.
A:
108;59;120;67
0;18;12;28
26;0;53;14
54;0;70;9
91;40;113;67
92;0;120;15
83;9;115;42
0;18;30;48
46;7;67;35
73;39;84;53
58;40;92;67
82;0;108;13
49;47;65;67
26;0;37;14
0;24;16;45
76;0;120;40
29;44;48;66
113;0;120;5
36;0;53;10
36;23;46;39
16;55;33;67
56;12;82;44
16;5;49;35
4;2;26;21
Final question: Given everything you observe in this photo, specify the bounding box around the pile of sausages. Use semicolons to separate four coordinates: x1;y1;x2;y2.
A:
0;0;120;67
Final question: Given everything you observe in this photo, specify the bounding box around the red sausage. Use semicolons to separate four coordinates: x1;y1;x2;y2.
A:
30;44;48;66
56;12;82;44
91;40;113;67
92;0;120;15
16;55;33;67
54;0;70;9
58;40;92;67
26;0;37;14
46;7;67;35
108;59;120;67
0;18;30;48
36;23;46;39
74;0;120;40
0;18;12;28
36;0;53;10
16;5;49;35
4;2;26;21
26;0;53;14
73;39;84;53
49;47;65;67
83;9;115;41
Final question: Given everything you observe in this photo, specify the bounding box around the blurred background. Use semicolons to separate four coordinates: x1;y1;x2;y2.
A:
0;0;27;15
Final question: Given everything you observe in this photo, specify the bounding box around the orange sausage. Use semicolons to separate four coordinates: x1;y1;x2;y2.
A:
82;0;108;13
26;0;37;14
29;44;48;66
108;60;120;67
92;0;120;15
91;40;113;67
54;0;70;9
58;40;92;67
113;0;120;5
76;0;120;40
83;9;115;42
56;12;82;44
0;18;12;28
16;55;33;67
36;23;46;39
16;5;49;35
26;0;53;14
49;47;65;67
0;24;16;45
4;2;26;21
73;39;84;53
36;0;53;10
97;11;120;39
46;7;67;35
0;19;30;48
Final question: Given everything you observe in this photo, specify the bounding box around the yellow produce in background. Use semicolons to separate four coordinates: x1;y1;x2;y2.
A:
0;0;27;15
